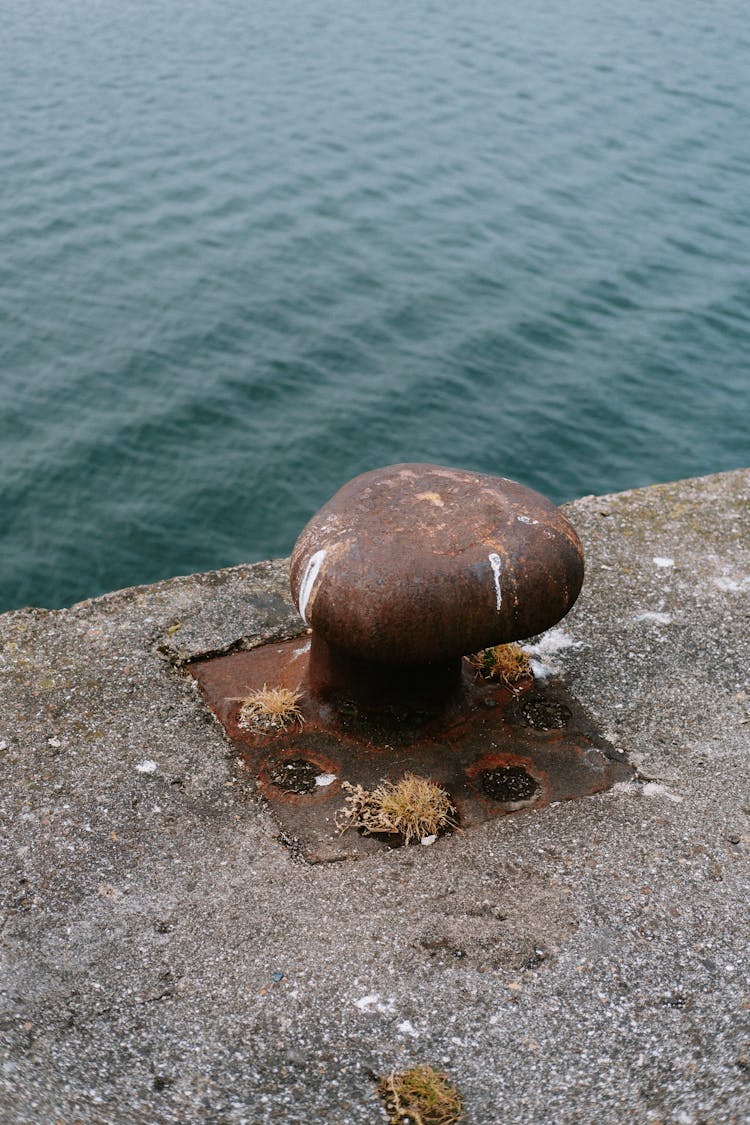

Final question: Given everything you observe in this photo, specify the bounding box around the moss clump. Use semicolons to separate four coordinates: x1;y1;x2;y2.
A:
468;643;532;685
378;1065;462;1125
336;773;457;844
237;685;304;733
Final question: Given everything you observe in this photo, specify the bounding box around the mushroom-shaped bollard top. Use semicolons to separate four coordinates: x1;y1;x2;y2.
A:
290;464;584;666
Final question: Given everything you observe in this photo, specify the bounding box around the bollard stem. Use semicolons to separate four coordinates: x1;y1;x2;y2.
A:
307;633;463;711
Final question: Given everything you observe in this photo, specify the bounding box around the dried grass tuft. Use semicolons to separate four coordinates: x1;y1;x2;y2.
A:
237;685;304;733
378;1065;462;1125
467;643;532;686
336;773;456;844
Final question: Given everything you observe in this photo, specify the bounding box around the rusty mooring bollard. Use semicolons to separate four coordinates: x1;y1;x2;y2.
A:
190;463;629;858
290;464;584;705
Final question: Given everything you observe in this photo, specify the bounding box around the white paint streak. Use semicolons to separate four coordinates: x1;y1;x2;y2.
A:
353;994;395;1015
653;556;675;568
615;780;685;803
714;574;750;592
136;759;157;774
297;549;327;624
315;773;337;788
642;782;683;803
353;994;379;1012
524;629;576;658
488;552;503;611
633;611;672;625
523;628;579;679
516;514;539;525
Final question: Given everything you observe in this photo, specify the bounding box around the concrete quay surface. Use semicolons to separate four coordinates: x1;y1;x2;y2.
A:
1;469;749;1125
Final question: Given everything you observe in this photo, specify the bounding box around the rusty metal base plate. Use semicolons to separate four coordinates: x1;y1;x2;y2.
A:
189;636;633;863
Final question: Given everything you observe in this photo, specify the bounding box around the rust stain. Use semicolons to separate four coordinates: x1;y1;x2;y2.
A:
188;636;632;863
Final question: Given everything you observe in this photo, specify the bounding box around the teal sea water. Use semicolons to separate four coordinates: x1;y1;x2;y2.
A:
1;0;749;612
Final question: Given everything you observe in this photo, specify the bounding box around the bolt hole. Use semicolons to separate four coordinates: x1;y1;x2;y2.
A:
480;766;540;803
520;699;571;730
268;758;322;794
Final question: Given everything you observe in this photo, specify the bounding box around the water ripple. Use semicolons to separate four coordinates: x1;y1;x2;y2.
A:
1;0;749;609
